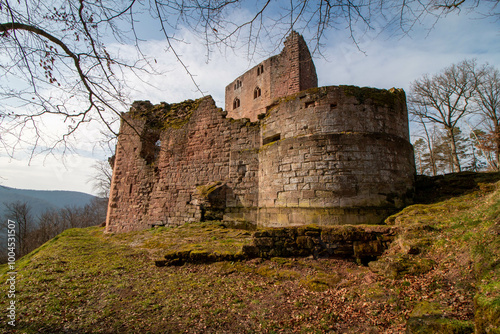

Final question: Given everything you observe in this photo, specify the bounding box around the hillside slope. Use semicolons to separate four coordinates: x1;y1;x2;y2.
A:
0;186;97;219
0;172;499;333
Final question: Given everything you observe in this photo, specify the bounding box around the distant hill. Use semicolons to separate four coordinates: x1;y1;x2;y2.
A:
0;186;98;219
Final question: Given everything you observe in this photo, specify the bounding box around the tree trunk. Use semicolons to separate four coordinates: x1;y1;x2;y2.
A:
448;127;461;173
495;122;500;170
422;122;437;176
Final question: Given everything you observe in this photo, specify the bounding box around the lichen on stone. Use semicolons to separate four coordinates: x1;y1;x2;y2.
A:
340;85;406;107
130;97;203;130
196;181;224;198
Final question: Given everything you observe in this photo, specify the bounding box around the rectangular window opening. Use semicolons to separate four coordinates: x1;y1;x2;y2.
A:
263;133;281;145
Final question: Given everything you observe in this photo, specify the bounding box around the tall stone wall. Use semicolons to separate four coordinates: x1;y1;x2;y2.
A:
106;86;415;233
106;96;260;233
225;31;317;122
256;86;414;227
269;31;318;99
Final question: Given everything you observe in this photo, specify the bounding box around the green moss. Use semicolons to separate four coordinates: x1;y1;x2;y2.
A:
368;255;435;279
130;97;204;130
301;273;341;292
475;274;500;332
410;301;443;318
196;181;223;198
340;85;405;107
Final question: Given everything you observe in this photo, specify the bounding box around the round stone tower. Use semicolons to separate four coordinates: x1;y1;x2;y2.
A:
256;85;415;227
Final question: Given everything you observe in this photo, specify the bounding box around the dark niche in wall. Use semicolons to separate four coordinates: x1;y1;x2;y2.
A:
140;131;161;165
263;133;281;145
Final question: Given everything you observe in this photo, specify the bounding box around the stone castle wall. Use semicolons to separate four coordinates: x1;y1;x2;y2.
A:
231;86;414;227
106;97;260;232
106;85;415;233
105;32;415;233
225;32;317;122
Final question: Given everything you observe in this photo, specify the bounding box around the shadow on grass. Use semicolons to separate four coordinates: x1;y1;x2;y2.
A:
414;172;500;204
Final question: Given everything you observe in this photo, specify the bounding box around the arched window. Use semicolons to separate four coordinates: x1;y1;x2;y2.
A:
233;98;240;109
253;87;261;99
257;64;264;76
234;79;242;90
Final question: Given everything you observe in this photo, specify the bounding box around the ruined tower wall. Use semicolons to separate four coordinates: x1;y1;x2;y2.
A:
256;86;414;227
106;31;415;233
105;114;151;232
225;32;317;122
223;58;272;121
269;31;318;99
106;85;415;233
106;97;260;233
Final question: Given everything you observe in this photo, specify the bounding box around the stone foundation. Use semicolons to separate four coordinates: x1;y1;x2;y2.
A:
155;224;397;267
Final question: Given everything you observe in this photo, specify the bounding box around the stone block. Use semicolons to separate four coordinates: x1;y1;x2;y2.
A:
296;236;316;249
253;237;274;247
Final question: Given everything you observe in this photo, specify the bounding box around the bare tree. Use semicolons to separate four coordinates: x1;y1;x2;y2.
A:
0;197;108;263
2;201;34;257
1;0;498;156
473;64;500;169
412;114;439;175
31;208;65;247
409;59;479;172
87;159;113;198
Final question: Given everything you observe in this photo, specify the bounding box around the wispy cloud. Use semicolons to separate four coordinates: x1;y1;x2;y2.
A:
3;8;499;193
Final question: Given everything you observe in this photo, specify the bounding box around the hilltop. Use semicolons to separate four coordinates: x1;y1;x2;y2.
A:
0;172;499;333
0;186;98;219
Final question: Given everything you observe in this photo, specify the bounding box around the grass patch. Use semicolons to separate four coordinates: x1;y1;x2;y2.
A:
1;172;499;332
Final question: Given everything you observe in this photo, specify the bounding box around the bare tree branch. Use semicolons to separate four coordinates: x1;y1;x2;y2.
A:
0;0;498;158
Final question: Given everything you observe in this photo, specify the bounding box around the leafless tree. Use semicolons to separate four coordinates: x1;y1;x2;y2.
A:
2;200;34;257
87;159;113;198
412;114;439;176
30;208;65;248
1;0;498;156
0;196;108;263
409;59;479;173
472;64;500;170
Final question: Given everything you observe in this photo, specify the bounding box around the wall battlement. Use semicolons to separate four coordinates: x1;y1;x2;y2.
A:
105;33;415;233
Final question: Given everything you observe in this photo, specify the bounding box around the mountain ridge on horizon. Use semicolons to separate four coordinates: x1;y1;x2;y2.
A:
0;185;100;220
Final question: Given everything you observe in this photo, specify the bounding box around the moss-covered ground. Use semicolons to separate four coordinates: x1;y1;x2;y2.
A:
0;172;499;333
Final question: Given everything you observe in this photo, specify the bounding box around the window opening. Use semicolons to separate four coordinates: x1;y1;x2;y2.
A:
234;79;242;90
257;64;264;76
305;101;315;108
233;98;240;109
263;133;281;145
254;87;261;99
154;139;161;160
140;132;160;165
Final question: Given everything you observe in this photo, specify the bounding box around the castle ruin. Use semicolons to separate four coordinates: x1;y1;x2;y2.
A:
105;32;415;233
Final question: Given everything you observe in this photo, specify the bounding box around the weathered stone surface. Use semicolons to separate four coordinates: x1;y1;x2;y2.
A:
248;225;396;261
105;31;415;233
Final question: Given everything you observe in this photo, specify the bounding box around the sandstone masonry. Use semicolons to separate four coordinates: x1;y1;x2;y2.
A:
105;32;415;233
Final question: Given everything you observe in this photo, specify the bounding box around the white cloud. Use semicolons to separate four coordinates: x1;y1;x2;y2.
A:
316;12;500;92
0;153;98;194
2;8;499;193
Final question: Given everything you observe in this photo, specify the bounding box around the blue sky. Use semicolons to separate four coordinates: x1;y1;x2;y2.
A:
1;3;499;195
